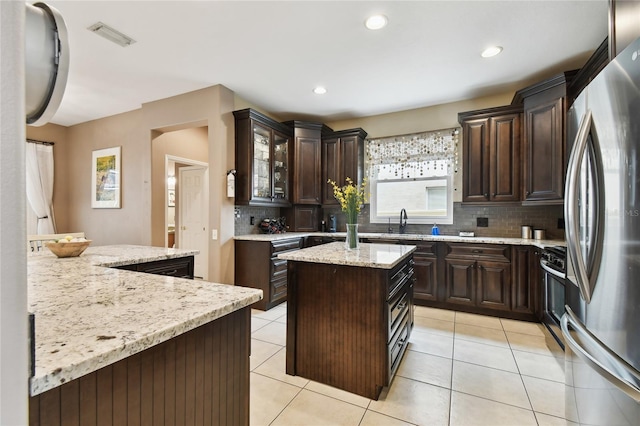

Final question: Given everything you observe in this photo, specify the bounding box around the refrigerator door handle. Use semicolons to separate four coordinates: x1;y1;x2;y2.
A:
561;307;640;403
565;110;594;303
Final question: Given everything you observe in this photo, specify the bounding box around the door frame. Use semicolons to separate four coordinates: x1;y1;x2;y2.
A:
165;154;209;253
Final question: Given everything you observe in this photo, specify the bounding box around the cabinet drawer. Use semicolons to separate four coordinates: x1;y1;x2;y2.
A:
117;256;194;279
403;240;438;257
447;244;509;261
271;238;303;254
271;258;288;280
271;277;287;300
388;286;410;340
388;312;410;380
389;259;414;298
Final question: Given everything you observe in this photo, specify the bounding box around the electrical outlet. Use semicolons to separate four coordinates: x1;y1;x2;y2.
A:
477;217;489;227
250;216;255;225
211;229;218;240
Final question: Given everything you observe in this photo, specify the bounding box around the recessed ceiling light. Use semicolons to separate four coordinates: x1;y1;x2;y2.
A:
481;46;503;58
313;86;327;95
365;15;388;30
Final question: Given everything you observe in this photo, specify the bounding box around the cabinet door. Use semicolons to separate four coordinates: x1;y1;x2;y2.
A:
476;260;511;311
272;130;290;205
252;123;274;203
322;137;340;205
490;113;521;202
292;135;321;204
444;258;476;306
409;242;439;302
340;135;361;185
462;118;490;202
523;97;565;202
511;246;541;317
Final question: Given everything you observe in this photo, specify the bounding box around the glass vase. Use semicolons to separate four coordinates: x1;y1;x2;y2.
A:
345;223;359;250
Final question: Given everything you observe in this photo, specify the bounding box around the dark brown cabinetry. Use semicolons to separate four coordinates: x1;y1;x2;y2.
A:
282;205;319;232
458;106;522;203
284;121;323;205
286;253;414;400
403;240;439;302
512;245;541;318
444;244;511;312
234;237;303;310
513;71;577;204
321;128;367;205
117;256;195;279
233;108;292;207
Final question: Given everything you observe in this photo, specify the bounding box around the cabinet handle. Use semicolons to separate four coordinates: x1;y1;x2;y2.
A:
397;338;406;348
397;302;407;311
160;269;178;276
472;249;483;253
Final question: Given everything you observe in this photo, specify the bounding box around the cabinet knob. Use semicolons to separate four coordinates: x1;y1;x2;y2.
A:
525;191;530;196
484;193;488;198
492;193;496;197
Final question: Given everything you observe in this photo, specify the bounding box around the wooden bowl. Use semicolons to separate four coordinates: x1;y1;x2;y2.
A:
45;240;92;258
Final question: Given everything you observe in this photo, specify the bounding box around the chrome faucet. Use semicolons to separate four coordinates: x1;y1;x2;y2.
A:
399;208;408;234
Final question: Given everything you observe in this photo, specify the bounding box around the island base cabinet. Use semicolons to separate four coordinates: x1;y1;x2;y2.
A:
29;308;251;426
286;258;414;400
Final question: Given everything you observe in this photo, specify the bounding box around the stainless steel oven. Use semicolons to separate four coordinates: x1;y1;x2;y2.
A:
540;246;568;349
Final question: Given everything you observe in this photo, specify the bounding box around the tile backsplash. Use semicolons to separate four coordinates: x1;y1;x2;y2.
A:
235;203;565;240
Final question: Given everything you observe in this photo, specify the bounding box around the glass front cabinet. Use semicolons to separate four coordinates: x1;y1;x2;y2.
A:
234;108;292;206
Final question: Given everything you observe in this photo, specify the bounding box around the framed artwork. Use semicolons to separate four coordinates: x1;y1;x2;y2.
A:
91;146;121;208
168;189;175;207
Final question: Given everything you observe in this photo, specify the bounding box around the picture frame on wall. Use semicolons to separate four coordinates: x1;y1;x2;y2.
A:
91;146;121;208
168;189;175;207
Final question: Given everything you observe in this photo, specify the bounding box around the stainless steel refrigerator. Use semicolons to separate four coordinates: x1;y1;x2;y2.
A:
563;36;640;425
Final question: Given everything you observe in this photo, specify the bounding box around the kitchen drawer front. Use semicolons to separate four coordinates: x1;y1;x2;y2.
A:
271;238;303;255
388;283;410;339
271;277;287;301
389;257;414;298
447;243;509;261
271;258;288;281
403;240;438;257
388;311;410;381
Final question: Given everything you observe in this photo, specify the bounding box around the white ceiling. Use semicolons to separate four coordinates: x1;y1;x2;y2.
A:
42;1;609;127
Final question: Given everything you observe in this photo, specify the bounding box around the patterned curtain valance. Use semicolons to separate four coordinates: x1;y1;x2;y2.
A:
366;127;460;179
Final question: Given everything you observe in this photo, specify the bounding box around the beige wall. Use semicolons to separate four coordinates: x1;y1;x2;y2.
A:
326;92;514;137
25;123;74;232
151;126;208;247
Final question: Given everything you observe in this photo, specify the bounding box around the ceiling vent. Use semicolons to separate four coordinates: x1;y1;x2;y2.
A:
87;22;136;47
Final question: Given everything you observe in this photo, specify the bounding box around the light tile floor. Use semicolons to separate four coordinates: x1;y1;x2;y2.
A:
250;304;574;426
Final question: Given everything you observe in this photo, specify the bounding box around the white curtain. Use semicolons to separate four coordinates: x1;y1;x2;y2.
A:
26;142;56;234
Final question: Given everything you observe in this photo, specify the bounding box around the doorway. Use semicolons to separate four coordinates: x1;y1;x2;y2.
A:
167;155;209;280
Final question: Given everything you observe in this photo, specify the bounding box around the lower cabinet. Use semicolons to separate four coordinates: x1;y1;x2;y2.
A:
235;237;303;310
444;244;511;312
363;239;540;321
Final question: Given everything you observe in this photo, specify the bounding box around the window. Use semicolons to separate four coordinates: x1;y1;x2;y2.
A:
367;129;459;225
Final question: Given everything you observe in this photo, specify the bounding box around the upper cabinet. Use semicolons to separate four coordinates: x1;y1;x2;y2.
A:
282;121;324;205
233;108;292;207
458;105;522;203
513;71;577;204
609;0;640;61
321;128;367;205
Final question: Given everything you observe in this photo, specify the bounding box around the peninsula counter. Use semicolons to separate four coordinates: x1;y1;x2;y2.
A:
28;245;262;425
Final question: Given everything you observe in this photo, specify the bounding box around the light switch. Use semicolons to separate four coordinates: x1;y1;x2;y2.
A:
211;229;218;240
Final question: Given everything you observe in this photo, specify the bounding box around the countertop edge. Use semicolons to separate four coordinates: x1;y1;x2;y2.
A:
279;242;417;269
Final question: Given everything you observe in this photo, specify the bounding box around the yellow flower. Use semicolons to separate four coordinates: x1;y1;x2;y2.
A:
327;177;367;224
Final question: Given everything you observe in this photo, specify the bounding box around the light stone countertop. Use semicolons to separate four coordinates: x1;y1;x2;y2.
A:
28;245;263;396
235;232;565;249
278;241;417;269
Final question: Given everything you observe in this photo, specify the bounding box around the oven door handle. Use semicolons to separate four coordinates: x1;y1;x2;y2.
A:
540;260;566;280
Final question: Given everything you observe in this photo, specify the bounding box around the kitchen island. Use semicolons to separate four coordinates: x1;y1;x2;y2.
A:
280;242;416;400
28;245;262;426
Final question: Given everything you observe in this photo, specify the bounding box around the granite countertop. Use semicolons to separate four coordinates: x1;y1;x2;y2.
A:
278;241;417;269
235;232;565;249
28;245;263;396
